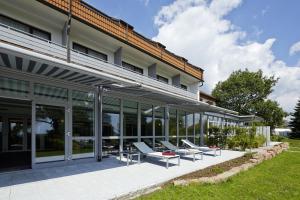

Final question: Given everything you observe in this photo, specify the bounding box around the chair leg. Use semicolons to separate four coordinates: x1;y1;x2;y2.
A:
193;153;195;162
166;158;169;169
178;157;180;166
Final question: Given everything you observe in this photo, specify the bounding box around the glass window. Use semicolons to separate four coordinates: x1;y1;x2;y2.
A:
35;105;65;158
178;111;186;137
103;139;120;156
0;15;51;40
73;42;108;61
123;100;138;137
195;113;201;138
141;138;153;148
141;103;153;136
122;61;143;74
156;75;168;83
72;91;94;137
180;84;187;90
0;77;29;97
154;106;165;136
169;108;177;137
123;138;138;151
0;117;2;151
34;83;68;101
103;96;120;137
72;139;94;155
187;112;194;136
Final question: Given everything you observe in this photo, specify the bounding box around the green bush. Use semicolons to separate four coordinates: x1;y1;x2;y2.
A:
271;135;286;142
226;127;266;150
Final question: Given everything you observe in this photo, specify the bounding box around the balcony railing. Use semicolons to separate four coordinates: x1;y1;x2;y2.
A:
0;23;198;100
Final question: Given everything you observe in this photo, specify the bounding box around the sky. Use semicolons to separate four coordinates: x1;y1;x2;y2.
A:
86;0;300;113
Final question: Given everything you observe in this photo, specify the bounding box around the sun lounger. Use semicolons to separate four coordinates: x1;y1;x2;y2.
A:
181;139;221;156
133;142;180;168
161;140;203;162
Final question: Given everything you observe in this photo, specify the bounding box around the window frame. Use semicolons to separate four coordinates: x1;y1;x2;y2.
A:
0;14;51;41
73;42;108;61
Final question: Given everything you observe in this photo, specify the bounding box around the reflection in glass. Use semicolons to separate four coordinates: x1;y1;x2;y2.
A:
187;112;194;136
8;119;24;150
169;108;177;137
0;117;2;151
103;139;120;156
34;83;68;101
141;103;153;136
123;100;138;137
123;138;138;151
178;111;186;136
103;96;120;137
36;105;65;158
195;113;201;138
154;106;165;136
73;139;94;155
169;137;177;147
72;91;94;137
141;138;153;148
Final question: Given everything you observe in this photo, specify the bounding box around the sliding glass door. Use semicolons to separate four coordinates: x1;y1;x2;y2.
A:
35;104;66;162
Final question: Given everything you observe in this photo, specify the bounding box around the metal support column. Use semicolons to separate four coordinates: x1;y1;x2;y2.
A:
97;86;103;161
200;113;205;146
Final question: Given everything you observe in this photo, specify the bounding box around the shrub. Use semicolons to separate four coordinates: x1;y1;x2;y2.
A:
271;135;286;142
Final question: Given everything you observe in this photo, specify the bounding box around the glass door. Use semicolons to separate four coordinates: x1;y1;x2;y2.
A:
35;104;67;163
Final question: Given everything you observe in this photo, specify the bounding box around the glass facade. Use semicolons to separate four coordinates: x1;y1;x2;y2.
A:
0;76;221;165
103;96;120;137
123;100;138;137
187;112;194;136
72;91;95;158
141;103;153;137
178;111;186;137
35;104;65;159
154;106;165;137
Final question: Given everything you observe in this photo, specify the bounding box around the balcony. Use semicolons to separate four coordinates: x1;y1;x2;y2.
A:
0;23;198;100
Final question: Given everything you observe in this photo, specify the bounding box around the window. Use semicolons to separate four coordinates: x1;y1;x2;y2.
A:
141;103;153;136
73;43;108;61
178;111;186;137
123;100;138;137
154;106;165;136
122;61;143;74
0;15;51;41
103;96;120;137
181;84;187;90
156;75;169;83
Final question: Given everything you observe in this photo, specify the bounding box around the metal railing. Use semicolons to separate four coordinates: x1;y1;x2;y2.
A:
0;23;198;100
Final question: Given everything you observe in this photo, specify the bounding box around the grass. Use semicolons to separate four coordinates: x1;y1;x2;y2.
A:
138;139;300;200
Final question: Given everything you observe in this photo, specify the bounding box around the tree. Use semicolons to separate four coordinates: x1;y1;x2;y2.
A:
212;69;285;128
255;100;286;130
289;99;300;136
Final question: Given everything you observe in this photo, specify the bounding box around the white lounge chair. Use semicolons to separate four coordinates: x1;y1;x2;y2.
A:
161;141;203;162
133;142;180;168
181;139;221;156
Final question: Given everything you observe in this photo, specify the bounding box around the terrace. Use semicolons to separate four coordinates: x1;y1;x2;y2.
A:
0;150;244;200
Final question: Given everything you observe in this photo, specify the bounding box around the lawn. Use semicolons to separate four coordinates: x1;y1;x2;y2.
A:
138;139;300;200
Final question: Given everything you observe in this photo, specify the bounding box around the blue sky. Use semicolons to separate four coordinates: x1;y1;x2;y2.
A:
86;0;300;66
85;0;300;112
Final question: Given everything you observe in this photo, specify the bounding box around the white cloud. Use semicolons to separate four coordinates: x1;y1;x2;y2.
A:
153;0;300;112
289;41;300;55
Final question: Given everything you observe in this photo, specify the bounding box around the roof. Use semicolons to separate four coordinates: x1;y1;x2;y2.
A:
199;91;217;102
38;0;204;80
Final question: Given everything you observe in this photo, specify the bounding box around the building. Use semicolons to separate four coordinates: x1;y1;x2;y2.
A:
0;0;253;172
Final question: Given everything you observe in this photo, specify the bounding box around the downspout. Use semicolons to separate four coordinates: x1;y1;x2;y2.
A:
67;0;72;63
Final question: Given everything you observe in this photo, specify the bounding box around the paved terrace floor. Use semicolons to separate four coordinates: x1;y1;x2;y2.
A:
0;150;245;200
